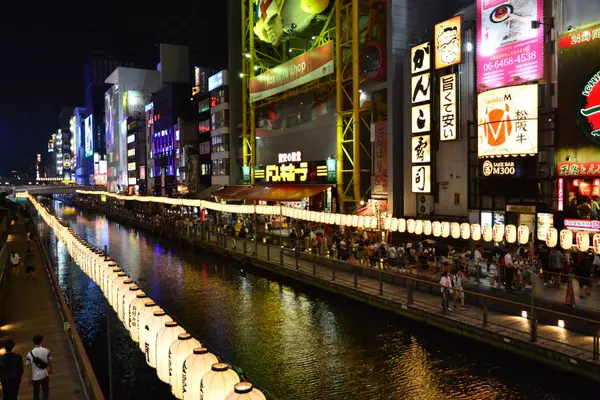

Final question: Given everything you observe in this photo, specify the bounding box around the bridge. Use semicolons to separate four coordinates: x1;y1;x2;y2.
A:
12;185;92;195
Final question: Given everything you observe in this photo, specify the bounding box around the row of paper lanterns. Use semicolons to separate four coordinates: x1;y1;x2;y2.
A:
76;190;600;253
30;196;266;400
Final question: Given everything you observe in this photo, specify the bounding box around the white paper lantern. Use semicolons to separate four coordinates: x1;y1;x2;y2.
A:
143;310;172;367
414;220;423;235
200;363;241;400
225;382;267;400
182;348;219;400
384;217;392;231
112;278;134;316
441;222;450;238
460;223;470;240
397;218;406;233
121;286;143;325
546;228;558;248
432;221;441;237
505;224;517;243
560;229;573;250
352;215;359;227
493;224;505;242
169;333;201;398
108;272;127;306
391;218;399;232
407;219;415;234
471;224;481;241
517;225;529;245
450;222;460;239
423;220;432;236
127;293;148;336
335;214;341;226
593;233;600;254
137;301;161;348
156;322;186;383
576;231;590;252
358;216;365;228
100;262;118;293
105;268;124;302
481;225;491;242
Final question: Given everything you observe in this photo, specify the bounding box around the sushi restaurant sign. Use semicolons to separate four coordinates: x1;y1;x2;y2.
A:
578;69;600;144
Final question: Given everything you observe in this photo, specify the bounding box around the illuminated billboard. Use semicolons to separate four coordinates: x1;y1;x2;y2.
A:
250;41;334;102
477;84;538;157
434;15;462;70
208;70;224;92
85;115;93;157
477;0;544;91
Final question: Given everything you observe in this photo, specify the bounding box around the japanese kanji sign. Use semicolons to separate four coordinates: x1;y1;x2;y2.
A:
557;162;600;177
411;42;431;74
411;73;431;104
477;84;538;157
373;121;388;195
412;165;431;193
411;135;431;164
439;73;457;141
412;104;431;133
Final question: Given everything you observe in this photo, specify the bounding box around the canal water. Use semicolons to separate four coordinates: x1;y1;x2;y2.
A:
43;202;597;400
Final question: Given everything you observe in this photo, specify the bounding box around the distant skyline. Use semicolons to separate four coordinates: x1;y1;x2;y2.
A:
0;2;228;176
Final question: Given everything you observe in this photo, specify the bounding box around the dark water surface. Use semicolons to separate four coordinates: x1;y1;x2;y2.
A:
41;202;598;399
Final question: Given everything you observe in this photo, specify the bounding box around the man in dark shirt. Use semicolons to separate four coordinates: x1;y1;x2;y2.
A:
0;339;24;400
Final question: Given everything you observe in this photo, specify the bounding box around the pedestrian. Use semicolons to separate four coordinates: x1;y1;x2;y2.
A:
26;334;52;400
549;248;564;288
452;269;467;309
9;251;20;277
504;248;516;290
25;251;36;281
439;270;453;312
0;339;24;400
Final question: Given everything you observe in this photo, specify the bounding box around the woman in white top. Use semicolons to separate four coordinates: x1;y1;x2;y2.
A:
439;270;453;311
10;252;20;277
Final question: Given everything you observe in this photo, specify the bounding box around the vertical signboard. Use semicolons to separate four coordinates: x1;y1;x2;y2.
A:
477;0;544;91
373;121;388;195
439;73;457;140
410;42;432;193
85;115;93;157
434;15;462;70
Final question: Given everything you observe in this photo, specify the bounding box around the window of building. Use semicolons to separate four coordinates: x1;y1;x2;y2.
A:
212;158;230;176
199;98;210;114
211;109;229;130
210;88;228;107
199;120;210;133
199;141;210;155
201;163;211;175
211;134;230;153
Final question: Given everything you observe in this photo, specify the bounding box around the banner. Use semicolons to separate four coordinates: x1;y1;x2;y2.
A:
373;121;388;195
558;162;600;177
477;84;538;157
250;42;334;102
477;0;544;92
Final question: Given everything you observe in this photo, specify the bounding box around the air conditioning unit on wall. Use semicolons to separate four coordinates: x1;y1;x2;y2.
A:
417;194;434;216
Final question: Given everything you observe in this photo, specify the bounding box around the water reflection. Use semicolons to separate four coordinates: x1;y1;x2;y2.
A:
44;201;595;400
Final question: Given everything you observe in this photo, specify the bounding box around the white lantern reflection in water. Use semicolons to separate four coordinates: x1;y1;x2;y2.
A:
182;348;219;400
143;310;172;367
225;382;267;400
200;363;240;400
156;322;186;383
169;333;201;398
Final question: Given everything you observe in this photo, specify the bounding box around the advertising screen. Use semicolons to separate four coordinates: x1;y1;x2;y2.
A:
477;84;538;157
477;0;544;92
85;115;93;157
208;71;224;92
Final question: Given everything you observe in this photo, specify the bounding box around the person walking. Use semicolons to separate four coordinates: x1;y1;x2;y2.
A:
26;334;52;400
439;270;453;312
24;251;36;281
9;251;20;277
0;339;24;400
452;269;467;309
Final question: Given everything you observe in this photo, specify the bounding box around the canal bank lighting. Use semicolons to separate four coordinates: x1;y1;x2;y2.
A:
182;348;219;400
201;363;241;400
226;382;267;399
521;311;528;319
558;320;565;328
156;322;185;383
169;333;201;398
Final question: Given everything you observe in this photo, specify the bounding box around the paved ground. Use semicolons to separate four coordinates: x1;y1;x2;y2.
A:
222;238;599;364
0;221;85;399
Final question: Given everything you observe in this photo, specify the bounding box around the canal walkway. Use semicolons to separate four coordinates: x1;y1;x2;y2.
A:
0;220;90;399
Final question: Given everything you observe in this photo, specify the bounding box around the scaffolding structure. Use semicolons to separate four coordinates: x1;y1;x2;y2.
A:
241;0;374;210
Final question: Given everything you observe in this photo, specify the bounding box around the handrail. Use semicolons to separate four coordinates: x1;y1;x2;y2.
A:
34;224;105;400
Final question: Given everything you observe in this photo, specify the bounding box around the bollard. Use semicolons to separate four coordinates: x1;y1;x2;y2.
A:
295;249;300;270
280;246;284;266
407;279;414;305
530;314;538;343
482;297;488;327
594;336;599;361
267;245;270;261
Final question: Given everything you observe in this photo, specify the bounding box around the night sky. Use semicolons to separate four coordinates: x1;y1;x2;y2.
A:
0;2;228;177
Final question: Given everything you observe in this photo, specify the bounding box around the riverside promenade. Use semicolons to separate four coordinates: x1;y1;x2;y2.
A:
0;218;100;399
78;203;600;383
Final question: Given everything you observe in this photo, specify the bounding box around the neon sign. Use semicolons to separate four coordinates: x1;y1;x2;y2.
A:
578;69;600;144
253;160;336;184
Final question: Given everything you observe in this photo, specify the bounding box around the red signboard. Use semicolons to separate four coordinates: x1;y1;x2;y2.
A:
373;121;388;195
558;23;600;49
558;162;600;177
250;42;334;102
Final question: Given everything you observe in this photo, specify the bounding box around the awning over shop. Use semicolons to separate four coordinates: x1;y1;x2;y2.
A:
196;185;224;199
211;185;330;202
